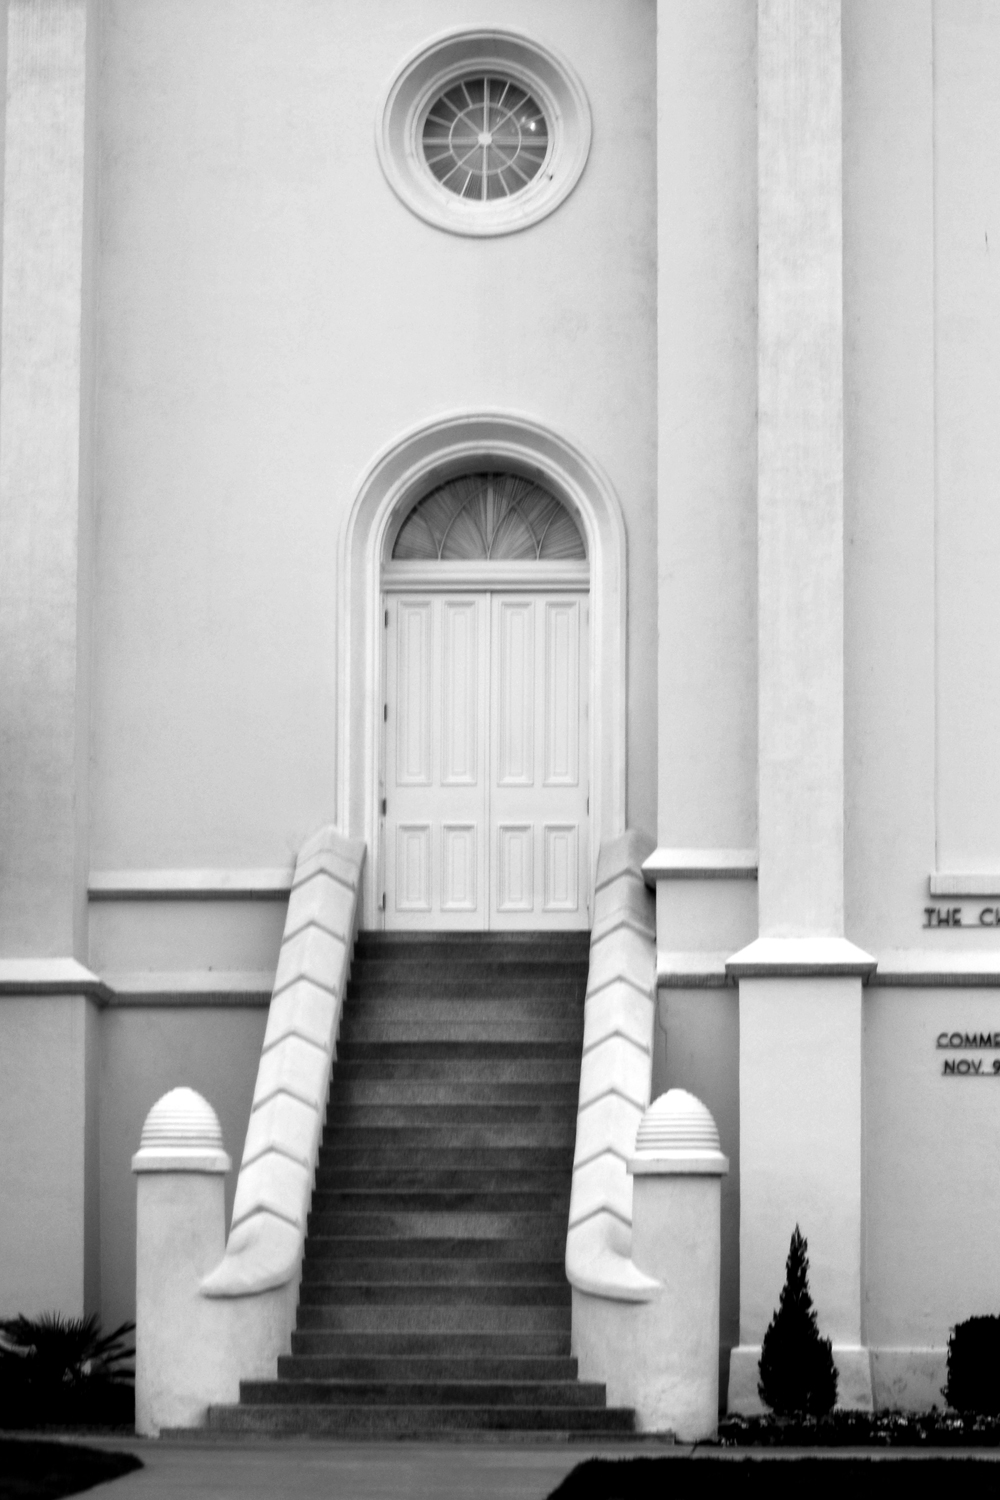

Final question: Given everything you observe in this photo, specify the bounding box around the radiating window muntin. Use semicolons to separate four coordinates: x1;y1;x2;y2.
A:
422;76;549;202
392;473;586;563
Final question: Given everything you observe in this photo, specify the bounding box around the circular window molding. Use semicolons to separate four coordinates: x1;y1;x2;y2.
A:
376;28;592;237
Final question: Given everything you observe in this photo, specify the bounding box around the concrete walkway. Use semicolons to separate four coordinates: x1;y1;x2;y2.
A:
81;1437;668;1500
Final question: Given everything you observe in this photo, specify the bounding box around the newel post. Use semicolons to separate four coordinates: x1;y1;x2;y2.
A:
627;1089;729;1440
132;1088;231;1436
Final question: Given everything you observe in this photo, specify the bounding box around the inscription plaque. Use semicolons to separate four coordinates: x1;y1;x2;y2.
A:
936;1031;1000;1076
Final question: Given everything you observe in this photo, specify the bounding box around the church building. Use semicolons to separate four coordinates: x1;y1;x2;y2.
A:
1;0;999;1427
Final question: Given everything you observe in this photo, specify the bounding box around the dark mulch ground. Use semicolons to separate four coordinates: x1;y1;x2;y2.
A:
0;1440;141;1500
720;1410;1000;1445
547;1454;1000;1499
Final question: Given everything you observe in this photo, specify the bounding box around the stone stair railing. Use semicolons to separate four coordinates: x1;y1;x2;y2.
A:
133;826;365;1431
565;828;658;1303
202;826;365;1302
564;829;734;1435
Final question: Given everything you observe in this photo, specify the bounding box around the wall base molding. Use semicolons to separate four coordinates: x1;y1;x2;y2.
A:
727;1343;873;1414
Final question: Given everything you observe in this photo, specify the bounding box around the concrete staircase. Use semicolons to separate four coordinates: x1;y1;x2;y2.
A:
207;932;635;1439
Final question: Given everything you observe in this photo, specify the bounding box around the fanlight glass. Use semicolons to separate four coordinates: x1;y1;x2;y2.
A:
422;76;549;202
392;473;586;563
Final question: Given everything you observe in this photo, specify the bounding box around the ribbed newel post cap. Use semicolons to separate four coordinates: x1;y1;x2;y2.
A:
132;1087;231;1174
628;1088;729;1176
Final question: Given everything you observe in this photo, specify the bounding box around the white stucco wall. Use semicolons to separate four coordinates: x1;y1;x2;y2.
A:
934;1;1000;877
90;0;657;904
656;0;757;857
843;0;935;952
865;990;1000;1347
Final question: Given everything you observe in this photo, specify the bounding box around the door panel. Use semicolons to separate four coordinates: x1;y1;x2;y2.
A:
395;823;432;911
496;600;534;786
395;600;433;785
543;823;579;912
384;590;588;929
544;600;580;786
441;600;479;785
496;823;534;912
385;594;489;929
441;823;477;911
490;592;589;930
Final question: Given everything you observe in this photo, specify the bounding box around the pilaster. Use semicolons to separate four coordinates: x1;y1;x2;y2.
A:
0;0;100;1318
727;0;875;1412
0;0;97;960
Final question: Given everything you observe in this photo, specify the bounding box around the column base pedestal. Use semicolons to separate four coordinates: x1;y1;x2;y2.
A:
727;1344;873;1414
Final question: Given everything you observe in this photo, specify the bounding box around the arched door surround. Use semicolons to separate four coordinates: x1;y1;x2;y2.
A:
338;412;627;927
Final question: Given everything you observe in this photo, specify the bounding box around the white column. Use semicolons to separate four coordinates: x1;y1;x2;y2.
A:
727;0;875;1413
0;0;95;959
0;0;102;1321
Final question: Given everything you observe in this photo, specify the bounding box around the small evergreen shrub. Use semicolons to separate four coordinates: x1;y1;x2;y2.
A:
757;1225;838;1416
944;1316;1000;1413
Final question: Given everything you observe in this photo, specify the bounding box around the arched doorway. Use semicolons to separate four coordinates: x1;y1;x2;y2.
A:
338;413;626;929
382;472;589;930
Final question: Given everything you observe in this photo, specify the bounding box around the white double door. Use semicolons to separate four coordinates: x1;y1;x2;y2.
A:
383;590;589;930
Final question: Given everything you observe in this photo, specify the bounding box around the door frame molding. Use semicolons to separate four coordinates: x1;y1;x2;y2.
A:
338;411;627;926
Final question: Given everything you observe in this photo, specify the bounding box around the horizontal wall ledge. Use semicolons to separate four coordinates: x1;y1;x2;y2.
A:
929;873;1000;897
656;952;733;988
0;958;111;1001
870;951;1000;987
89;869;294;900
102;970;275;1006
641;848;758;888
726;936;877;979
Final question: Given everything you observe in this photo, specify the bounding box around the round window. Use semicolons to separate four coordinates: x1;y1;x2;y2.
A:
422;77;549;202
377;29;591;237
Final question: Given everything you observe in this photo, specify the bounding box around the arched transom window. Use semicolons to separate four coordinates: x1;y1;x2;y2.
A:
391;472;586;563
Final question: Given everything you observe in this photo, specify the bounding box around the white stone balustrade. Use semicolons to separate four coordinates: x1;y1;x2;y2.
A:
133;826;365;1432
569;1086;728;1436
565;829;657;1302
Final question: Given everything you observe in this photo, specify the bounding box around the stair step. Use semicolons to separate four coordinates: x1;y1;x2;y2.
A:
303;1236;569;1263
332;1080;580;1106
289;1331;572;1358
278;1355;579;1381
352;935;590;959
298;1283;570;1308
207;1404;633;1436
350;966;587;990
338;1021;583;1044
335;1041;581;1061
240;1379;604;1408
313;1167;572;1192
310;1189;570;1213
334;1058;581;1082
295;1305;571;1333
345;982;584;1003
306;1211;569;1238
324;1103;576;1127
317;1147;574;1172
301;1258;567;1285
341;996;583;1015
317;1126;576;1151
